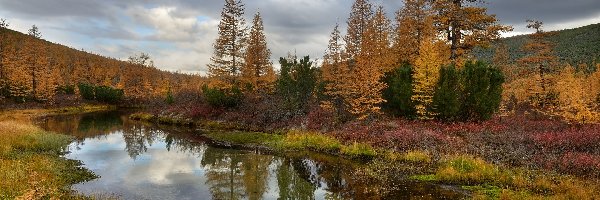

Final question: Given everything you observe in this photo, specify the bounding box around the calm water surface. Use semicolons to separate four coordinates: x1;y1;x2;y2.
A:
37;111;467;200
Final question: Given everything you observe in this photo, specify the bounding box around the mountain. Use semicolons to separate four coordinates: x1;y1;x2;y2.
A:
473;23;600;71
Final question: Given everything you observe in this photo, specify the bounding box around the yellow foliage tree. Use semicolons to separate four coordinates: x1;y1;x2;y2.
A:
393;0;430;65
554;65;599;123
518;20;559;108
343;6;391;120
412;17;446;119
320;23;350;117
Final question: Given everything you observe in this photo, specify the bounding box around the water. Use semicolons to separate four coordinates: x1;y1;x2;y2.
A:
37;111;467;200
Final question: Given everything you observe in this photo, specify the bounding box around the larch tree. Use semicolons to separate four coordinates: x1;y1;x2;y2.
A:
345;0;373;60
0;18;8;28
344;6;391;120
555;65;599;123
321;23;349;118
518;20;558;108
28;25;42;39
393;0;431;65
242;12;275;92
412;17;446;119
208;0;248;89
430;0;512;62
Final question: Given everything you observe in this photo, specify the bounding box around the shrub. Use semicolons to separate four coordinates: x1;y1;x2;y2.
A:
382;64;416;118
77;83;123;103
276;56;317;114
202;85;243;108
432;65;462;121
94;86;124;103
461;61;504;121
77;83;95;100
57;85;75;95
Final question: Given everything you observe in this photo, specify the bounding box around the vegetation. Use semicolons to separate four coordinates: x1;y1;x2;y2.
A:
474;23;600;70
0;121;96;199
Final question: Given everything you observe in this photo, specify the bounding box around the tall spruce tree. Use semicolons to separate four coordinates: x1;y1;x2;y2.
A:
208;0;248;88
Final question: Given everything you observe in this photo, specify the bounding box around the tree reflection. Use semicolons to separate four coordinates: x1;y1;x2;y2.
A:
202;147;246;200
276;158;316;200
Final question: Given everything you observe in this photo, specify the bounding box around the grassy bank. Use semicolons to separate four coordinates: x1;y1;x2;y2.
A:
205;130;600;199
0;120;97;199
0;104;117;122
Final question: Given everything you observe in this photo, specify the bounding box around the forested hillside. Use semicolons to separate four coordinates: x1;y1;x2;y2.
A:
474;23;600;71
0;27;205;105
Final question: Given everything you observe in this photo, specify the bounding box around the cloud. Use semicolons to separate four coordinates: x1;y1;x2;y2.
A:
1;0;599;75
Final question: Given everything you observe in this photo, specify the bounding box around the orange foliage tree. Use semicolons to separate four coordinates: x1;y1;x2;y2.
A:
242;12;275;92
431;0;512;62
207;0;248;89
345;0;373;60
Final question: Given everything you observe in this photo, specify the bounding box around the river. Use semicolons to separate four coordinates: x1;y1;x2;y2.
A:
36;110;467;200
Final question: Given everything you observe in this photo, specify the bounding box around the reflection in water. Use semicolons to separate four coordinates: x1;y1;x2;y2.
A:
38;111;467;199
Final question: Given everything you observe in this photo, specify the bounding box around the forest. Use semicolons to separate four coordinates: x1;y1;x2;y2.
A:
2;0;600;199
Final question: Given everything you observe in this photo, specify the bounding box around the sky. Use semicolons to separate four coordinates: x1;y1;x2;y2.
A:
1;0;599;75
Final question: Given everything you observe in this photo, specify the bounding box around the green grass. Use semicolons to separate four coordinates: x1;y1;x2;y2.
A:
0;121;97;199
280;130;342;153
129;112;156;121
206;131;283;146
340;142;377;158
408;155;600;199
403;150;431;163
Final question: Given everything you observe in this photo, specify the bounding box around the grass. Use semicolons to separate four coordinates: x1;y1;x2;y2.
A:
0;104;116;122
0;120;97;199
205;129;378;159
409;155;600;199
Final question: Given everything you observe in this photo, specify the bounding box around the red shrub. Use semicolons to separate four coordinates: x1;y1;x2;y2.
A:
558;152;600;176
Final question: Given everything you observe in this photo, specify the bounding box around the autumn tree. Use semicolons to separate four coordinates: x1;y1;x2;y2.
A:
320;23;349;119
208;0;248;88
411;17;446;119
346;6;392;119
0;18;8;28
554;65;599;123
242;12;275;92
28;25;41;39
430;0;512;62
393;0;430;65
518;19;559;108
345;0;373;60
127;52;154;68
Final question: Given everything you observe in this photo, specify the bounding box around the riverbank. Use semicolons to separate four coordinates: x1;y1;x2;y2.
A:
129;111;600;199
0;120;97;199
0;105;117;199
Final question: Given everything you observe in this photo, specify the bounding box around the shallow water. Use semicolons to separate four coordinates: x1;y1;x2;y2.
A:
37;111;467;200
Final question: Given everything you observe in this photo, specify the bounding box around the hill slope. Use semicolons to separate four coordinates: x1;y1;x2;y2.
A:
0;27;205;103
473;23;600;70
